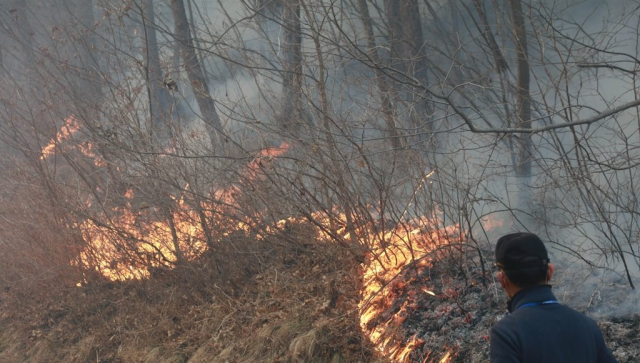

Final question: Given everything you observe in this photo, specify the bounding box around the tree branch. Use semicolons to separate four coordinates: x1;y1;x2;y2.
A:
458;98;640;134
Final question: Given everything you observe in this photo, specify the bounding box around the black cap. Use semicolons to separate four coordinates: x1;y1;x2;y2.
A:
495;232;549;270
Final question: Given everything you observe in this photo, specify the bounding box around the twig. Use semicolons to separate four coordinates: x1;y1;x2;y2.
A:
400;169;436;221
359;243;466;314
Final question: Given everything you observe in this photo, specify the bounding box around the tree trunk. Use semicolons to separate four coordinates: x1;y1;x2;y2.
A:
140;0;173;141
508;0;534;229
508;0;532;178
383;0;406;74
356;0;404;151
280;0;305;136
0;46;6;80
472;0;509;73
398;0;434;149
10;0;37;83
72;0;104;112
170;0;223;146
256;0;282;53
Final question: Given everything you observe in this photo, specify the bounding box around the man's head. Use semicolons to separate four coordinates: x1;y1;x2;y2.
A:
495;232;555;296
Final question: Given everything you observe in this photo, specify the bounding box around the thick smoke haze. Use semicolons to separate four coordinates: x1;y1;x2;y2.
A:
0;0;639;314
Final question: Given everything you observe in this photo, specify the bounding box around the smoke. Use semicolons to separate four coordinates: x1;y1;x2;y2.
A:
0;0;638;316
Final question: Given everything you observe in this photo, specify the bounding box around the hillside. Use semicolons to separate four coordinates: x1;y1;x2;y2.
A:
1;222;638;363
0;227;383;363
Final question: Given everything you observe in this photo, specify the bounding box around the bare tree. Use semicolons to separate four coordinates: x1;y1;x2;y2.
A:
70;0;103;111
355;0;405;151
8;0;37;87
398;0;433;149
138;0;173;141
508;0;532;179
279;0;306;135
170;0;223;146
2;0;639;296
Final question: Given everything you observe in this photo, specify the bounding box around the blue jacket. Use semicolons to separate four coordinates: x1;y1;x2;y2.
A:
490;285;617;363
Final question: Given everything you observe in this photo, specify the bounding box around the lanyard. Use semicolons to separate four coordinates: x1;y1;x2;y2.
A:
518;300;559;310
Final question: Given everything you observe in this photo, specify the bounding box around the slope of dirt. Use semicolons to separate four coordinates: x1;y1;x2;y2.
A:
0;228;387;363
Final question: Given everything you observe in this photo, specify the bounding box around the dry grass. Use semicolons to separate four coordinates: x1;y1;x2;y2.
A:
0;221;390;363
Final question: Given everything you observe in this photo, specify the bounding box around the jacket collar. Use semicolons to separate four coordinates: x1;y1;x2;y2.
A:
507;285;556;313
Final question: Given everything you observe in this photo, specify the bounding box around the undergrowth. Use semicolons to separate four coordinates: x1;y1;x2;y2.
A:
0;222;389;363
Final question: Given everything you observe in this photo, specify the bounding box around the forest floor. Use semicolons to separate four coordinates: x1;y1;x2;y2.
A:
0;226;637;363
369;249;640;362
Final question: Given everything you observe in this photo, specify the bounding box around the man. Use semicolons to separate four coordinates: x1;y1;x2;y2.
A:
490;232;617;363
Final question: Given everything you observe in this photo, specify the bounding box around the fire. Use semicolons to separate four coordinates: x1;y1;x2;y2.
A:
357;214;461;362
69;134;458;361
248;142;290;174
438;351;452;363
77;191;209;281
41;115;80;159
76;142;290;282
76;141;107;166
213;141;290;206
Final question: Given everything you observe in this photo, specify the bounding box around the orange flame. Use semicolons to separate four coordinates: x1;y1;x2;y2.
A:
76;143;291;281
77;191;209;281
76;141;107;167
215;142;290;205
41;115;80;159
71;138;457;360
438;351;452;363
358;213;462;362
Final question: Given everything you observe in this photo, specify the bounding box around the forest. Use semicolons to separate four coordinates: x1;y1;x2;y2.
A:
0;0;639;362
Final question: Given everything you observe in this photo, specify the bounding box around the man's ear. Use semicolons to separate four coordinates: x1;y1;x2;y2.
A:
546;263;555;282
497;271;507;289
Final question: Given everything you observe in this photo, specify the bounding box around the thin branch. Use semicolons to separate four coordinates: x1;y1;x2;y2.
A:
457;98;640;134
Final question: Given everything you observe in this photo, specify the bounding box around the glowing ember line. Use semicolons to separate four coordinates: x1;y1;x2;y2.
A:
439;351;452;363
422;288;436;296
357;214;461;362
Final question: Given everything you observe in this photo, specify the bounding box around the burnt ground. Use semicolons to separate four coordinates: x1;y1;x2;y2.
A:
365;247;640;362
599;316;640;362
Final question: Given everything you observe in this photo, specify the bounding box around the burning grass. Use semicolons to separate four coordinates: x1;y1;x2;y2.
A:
0;222;388;363
4;137;637;362
40;115;81;159
1;216;638;362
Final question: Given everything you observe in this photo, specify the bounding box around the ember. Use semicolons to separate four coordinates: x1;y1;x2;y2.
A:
355;210;463;362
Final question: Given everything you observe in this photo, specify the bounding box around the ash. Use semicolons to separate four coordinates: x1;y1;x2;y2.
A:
365;248;640;362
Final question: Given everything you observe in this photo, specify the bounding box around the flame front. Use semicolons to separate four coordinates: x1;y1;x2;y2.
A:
77;191;209;280
358;214;461;362
438;352;452;363
67;135;458;361
41;115;80;159
75;142;290;281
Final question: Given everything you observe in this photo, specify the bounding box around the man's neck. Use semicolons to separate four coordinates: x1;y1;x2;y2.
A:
507;282;548;299
506;284;555;313
506;285;522;299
